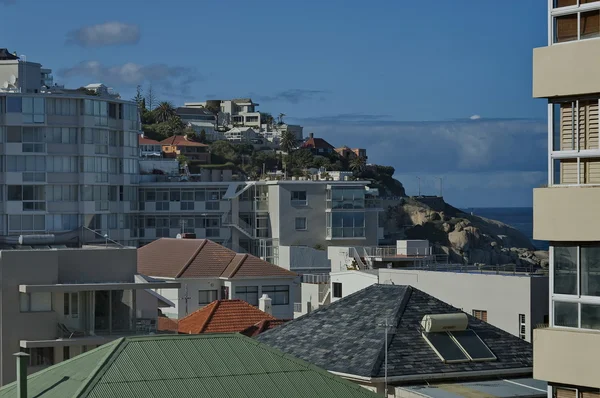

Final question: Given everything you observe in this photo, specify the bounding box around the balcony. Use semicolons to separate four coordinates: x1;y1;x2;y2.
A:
533;186;600;241
533;39;600;98
533;327;600;389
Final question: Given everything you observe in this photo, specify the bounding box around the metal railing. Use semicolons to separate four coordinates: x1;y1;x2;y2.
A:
363;246;433;258
301;274;330;284
293;303;302;313
318;284;330;304
404;263;548;276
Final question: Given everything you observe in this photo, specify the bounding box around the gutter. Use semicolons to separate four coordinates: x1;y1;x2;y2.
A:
328;367;533;384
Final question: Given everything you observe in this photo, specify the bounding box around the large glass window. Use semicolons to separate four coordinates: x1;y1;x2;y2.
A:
235;286;258;306
22;97;45;124
553;2;600;42
553;244;600;330
327;187;365;209
198;290;218;305
46;127;77;144
327;211;366;238
6;97;21;113
262;285;289;306
291;190;307;206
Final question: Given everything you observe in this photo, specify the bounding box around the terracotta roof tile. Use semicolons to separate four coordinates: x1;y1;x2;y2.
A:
160;135;209;147
139;135;161;145
157;316;179;332
178;299;277;334
137;238;297;279
241;319;289;337
301;137;335;150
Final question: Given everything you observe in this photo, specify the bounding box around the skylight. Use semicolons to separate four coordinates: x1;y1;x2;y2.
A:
422;329;497;363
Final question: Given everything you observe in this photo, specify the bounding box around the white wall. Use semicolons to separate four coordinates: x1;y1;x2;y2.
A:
330;269;548;342
279;245;329;272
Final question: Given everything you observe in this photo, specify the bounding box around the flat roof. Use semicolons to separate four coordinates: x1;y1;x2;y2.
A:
396;378;547;398
19;281;181;293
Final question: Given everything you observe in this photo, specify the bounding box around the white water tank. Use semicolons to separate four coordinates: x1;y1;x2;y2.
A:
421;313;468;333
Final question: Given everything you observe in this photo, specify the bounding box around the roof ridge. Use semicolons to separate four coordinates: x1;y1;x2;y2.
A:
198;300;220;333
74;338;127;398
175;239;208;278
224;253;248;278
369;286;413;378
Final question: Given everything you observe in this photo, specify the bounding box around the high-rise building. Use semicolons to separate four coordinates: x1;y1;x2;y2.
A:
532;0;600;395
0;52;141;247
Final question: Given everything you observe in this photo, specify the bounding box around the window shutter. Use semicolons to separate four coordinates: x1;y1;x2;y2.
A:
556;388;577;398
581;391;600;398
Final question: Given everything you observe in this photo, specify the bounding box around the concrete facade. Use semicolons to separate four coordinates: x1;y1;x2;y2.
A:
330;268;549;343
0;247;178;386
532;0;600;394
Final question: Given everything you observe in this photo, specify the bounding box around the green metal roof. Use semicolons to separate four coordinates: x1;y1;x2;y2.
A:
0;334;379;398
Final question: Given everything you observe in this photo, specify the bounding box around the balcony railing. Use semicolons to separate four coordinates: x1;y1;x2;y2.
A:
301;274;330;284
293;303;302;313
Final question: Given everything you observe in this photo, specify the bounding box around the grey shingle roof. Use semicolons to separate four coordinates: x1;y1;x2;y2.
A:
257;284;533;380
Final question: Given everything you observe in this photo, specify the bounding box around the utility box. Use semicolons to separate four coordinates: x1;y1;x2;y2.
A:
396;240;430;256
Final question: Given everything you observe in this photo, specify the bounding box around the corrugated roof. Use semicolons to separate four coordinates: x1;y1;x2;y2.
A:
137;238;297;279
0;334;379;398
176;299;278;334
258;284;534;381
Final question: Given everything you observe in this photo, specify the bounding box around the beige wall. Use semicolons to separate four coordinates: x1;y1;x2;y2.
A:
533;187;600;241
533;40;600;98
534;327;600;388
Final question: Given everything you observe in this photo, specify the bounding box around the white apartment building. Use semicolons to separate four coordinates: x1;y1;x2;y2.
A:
532;0;600;395
185;98;261;128
0;245;179;385
0;53;141;247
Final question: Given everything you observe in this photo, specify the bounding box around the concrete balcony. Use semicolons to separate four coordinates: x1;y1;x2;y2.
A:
533;327;600;389
533;40;600;98
533;186;600;241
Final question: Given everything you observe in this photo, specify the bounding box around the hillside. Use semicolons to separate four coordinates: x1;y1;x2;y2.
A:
383;197;548;269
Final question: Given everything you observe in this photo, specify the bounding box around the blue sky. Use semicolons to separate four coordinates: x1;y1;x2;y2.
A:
0;0;548;207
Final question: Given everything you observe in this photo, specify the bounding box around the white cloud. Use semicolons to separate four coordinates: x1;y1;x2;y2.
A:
66;22;140;47
470;114;481;120
59;61;198;94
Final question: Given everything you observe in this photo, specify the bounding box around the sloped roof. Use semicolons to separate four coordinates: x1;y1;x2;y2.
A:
137;238;297;279
302;137;335;149
138;135;161;145
157;316;178;332
0;49;19;60
241;319;289;337
177;299;278;334
257;284;533;381
0;334;379;398
159;135;208;147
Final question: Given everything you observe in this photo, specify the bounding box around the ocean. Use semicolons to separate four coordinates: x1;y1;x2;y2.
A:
463;207;549;251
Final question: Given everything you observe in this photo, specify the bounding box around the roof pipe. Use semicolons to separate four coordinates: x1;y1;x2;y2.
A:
14;352;30;398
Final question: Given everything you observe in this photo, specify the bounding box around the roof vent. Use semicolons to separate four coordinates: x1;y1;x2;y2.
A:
421;313;468;333
18;234;55;246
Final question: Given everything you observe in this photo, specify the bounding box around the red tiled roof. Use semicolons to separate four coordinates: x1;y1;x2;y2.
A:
139;135;161;145
178;299;277;334
160;135;209;147
301;137;335;150
241;319;289;337
157;316;179;332
137;238;297;279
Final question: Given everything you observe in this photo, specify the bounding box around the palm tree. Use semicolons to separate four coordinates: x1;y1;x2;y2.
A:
280;131;297;154
349;156;366;174
154;101;176;123
278;113;286;125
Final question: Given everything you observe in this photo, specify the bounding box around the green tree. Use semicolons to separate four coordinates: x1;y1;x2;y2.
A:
176;154;189;166
199;129;207;143
260;112;274;126
133;85;144;109
289;149;314;169
145;84;157;110
279;131;297;154
154;101;176;123
350;156;366;174
210;140;238;164
277;113;286;125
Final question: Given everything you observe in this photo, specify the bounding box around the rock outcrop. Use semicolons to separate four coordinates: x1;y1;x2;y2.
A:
383;197;548;269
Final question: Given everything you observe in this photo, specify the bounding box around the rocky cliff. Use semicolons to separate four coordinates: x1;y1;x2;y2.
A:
383;197;548;269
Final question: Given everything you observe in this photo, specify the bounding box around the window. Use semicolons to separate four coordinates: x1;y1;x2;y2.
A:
472;309;488;322
198;290;218;305
20;292;52;312
326;212;365;238
262;285;289;306
63;346;70;361
25;347;54;367
518;314;526;340
295;217;307;230
46;98;77;116
553;244;600;330
7;156;45;172
328;187;365;209
6;97;22;113
64;292;79;318
552;2;600;43
22;97;45;123
333;282;343;298
291;191;307;205
235;286;258;306
9;215;45;232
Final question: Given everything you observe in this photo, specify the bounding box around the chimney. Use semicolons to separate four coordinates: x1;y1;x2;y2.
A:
309;132;314;139
14;352;29;398
259;294;272;315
